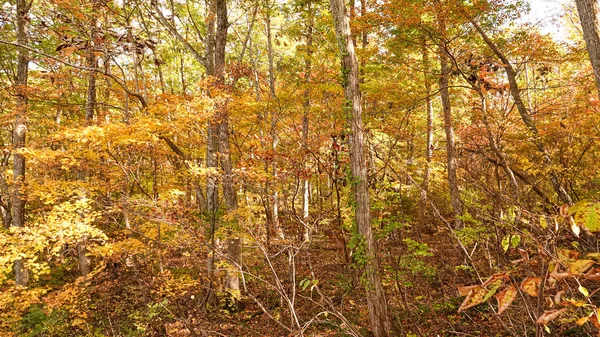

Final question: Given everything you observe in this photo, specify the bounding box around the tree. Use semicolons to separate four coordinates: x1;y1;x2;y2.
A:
329;0;391;335
437;6;463;229
575;0;600;98
12;0;31;287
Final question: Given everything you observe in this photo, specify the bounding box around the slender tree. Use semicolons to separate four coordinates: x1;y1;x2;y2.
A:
13;0;31;287
418;39;434;231
329;0;390;335
437;12;463;229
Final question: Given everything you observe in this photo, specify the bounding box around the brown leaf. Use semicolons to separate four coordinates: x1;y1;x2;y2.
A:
483;273;509;287
584;267;600;281
458;285;480;297
554;290;565;304
590;313;600;329
536;309;567;325
520;277;541;297
495;285;517;315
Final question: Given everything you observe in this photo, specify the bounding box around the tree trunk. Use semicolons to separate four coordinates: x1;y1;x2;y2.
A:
265;5;283;239
438;23;463;229
301;2;314;242
468;17;572;205
575;0;600;98
85;1;98;124
417;41;433;231
13;0;30;287
329;0;390;335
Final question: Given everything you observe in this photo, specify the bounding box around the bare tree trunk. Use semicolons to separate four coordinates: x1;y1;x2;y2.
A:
438;20;463;229
78;0;100;277
210;0;241;305
204;0;219;308
301;2;314;242
265;5;283;239
575;0;600;98
468;17;572;205
12;0;30;287
329;0;390;335
85;0;98;124
418;41;433;230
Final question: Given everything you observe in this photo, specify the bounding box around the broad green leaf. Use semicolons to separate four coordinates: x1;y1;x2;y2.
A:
578;285;589;297
569;202;600;232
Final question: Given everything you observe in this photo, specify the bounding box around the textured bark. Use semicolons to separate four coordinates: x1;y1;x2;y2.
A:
438;25;463;229
13;0;30;287
329;0;390;335
418;41;433;230
265;7;283;239
469;18;572;205
84;1;98;124
77;238;91;276
575;0;600;98
301;3;314;242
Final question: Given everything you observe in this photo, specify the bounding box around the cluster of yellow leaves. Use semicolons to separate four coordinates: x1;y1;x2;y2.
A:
0;197;108;282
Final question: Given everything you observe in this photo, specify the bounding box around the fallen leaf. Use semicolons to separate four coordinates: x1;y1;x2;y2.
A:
495;285;517;315
520;277;541;297
536;309;567;325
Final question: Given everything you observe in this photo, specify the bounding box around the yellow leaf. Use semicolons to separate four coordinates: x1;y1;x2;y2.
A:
569;259;595;275
576;316;589;326
520;277;541;297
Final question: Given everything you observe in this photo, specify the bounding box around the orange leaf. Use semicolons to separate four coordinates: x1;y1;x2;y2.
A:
520;277;541;297
584;267;600;281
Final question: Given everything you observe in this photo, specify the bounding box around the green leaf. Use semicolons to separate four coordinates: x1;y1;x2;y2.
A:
502;235;510;253
578;285;589;297
540;216;548;229
569;202;600;232
510;235;521;248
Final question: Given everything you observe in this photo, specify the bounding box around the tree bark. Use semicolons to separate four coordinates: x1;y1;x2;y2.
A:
301;2;314;242
437;19;463;229
575;0;600;98
418;41;433;230
13;0;30;287
265;5;283;239
84;0;98;124
329;0;390;335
